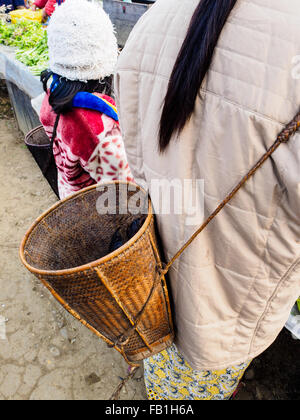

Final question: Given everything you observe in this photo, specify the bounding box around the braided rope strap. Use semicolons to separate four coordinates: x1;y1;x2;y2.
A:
165;110;300;272
113;110;300;351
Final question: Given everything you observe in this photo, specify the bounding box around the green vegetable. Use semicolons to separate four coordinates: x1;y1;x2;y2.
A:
0;19;49;75
16;30;48;74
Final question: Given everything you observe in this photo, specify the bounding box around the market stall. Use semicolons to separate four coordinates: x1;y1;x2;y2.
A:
0;12;47;134
0;44;43;134
0;1;156;134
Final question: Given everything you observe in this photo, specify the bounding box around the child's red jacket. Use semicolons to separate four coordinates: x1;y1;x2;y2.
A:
40;92;133;199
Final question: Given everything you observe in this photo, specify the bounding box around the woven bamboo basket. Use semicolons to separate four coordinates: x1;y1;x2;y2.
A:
20;110;300;367
20;181;174;365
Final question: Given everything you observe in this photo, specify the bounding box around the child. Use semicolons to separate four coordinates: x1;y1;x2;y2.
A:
39;0;133;199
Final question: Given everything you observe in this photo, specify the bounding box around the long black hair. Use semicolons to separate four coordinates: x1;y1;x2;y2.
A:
159;0;237;152
41;69;113;115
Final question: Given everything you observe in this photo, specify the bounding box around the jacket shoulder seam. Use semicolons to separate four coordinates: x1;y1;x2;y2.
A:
117;68;288;127
200;87;287;128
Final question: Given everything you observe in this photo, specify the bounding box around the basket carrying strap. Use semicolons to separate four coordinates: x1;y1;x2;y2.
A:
110;110;300;350
44;113;60;175
164;111;300;274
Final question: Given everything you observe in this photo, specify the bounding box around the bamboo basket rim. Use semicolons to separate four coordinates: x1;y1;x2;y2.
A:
25;125;45;146
19;180;153;277
24;125;49;147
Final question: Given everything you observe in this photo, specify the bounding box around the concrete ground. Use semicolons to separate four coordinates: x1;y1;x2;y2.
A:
0;117;147;400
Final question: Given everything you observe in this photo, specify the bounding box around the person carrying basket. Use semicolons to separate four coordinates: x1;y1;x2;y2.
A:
39;0;133;199
115;0;300;400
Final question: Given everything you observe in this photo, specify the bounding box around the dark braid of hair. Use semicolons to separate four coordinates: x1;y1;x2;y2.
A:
159;0;238;152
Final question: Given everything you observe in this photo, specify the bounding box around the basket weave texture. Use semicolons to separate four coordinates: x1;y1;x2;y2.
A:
20;182;174;364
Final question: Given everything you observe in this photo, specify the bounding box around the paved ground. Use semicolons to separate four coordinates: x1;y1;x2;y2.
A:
0;84;299;400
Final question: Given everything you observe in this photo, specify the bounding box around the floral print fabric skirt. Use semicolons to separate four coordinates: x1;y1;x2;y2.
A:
144;344;251;400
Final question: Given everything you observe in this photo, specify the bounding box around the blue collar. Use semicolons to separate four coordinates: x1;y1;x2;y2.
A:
72;92;118;122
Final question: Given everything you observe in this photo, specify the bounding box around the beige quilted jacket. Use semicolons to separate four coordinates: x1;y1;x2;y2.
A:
115;0;300;370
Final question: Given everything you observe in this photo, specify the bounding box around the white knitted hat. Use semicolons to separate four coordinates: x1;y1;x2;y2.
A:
47;0;118;81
